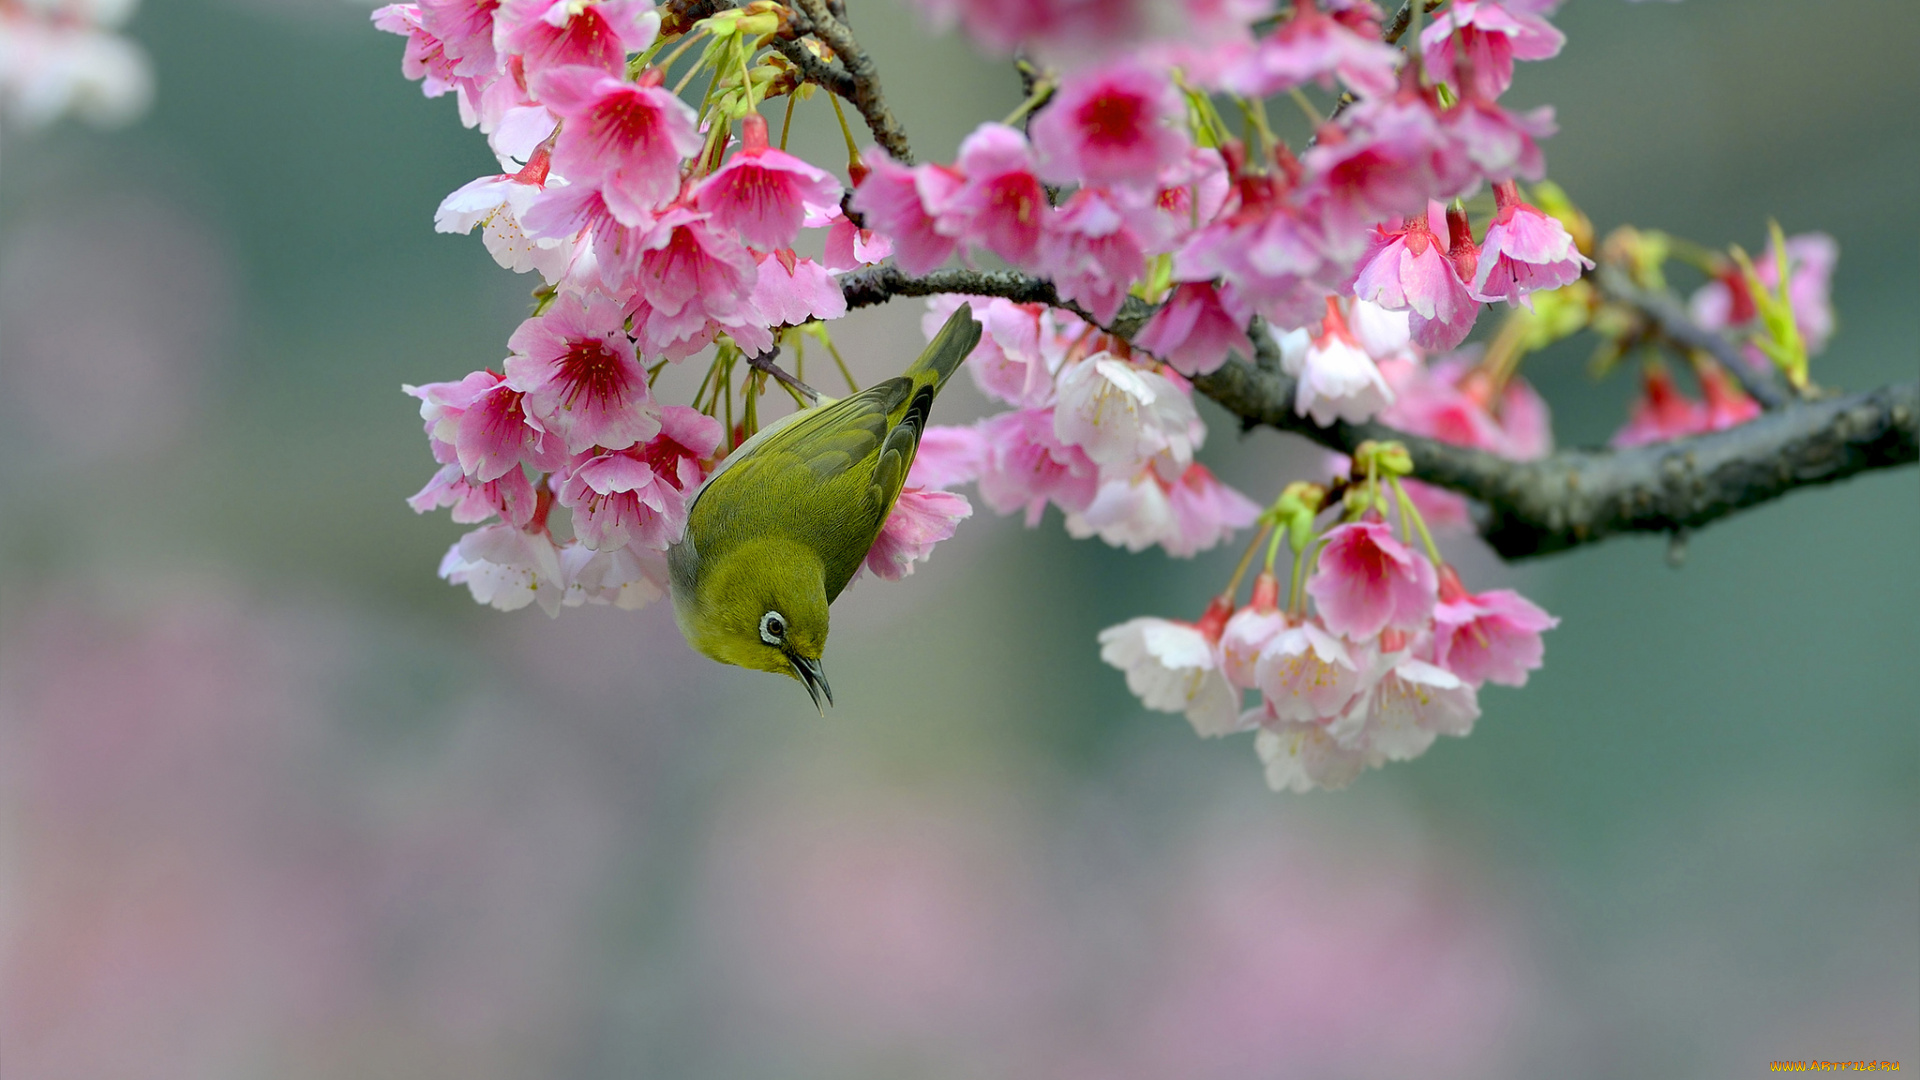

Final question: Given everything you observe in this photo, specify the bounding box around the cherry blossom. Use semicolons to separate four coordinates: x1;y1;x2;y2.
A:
496;0;659;78
1039;187;1148;325
848;151;962;276
554;404;720;550
1305;520;1438;639
1690;231;1838;357
938;123;1050;268
1431;566;1558;688
1255;616;1364;723
1052;355;1201;471
926;296;1060;409
1420;0;1565;104
504;292;660;454
863;489;974;581
435;146;574;280
439;521;570;615
1031;59;1189;187
535;65;701;224
1349;207;1481;351
1134;282;1254;378
692;114;844;250
973;408;1100;525
1330;645;1480;763
1219;0;1400;100
1283;298;1395;426
1254;717;1376;793
1099;602;1243;738
1471;180;1592;305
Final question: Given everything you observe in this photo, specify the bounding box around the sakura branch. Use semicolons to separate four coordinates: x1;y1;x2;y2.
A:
377;0;1910;793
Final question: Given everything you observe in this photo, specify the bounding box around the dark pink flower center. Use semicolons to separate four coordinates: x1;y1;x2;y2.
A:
1077;90;1145;148
593;92;660;150
557;338;626;409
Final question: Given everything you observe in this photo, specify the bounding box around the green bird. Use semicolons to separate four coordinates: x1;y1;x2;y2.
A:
668;306;983;711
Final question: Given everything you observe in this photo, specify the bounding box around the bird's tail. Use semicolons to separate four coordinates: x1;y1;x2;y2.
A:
905;305;983;396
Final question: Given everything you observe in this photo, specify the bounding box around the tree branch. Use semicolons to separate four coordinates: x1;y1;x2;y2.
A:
838;267;1919;560
785;0;915;163
1594;264;1790;410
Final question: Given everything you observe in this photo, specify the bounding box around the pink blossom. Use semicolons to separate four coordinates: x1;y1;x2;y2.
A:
632;206;759;329
555;405;720;549
439;521;570;615
1098;602;1244;737
1220;1;1401;100
1302;98;1459;241
1689;232;1838;356
1609;364;1705;448
1349;208;1480;351
417;0;498;77
1471;181;1592;304
496;0;659;77
1134;282;1254;377
925;296;1059;409
504;292;659;453
1171;171;1329;325
518;181;652;291
974;408;1100;525
1331;647;1480;763
1440;97;1552;184
456;379;570;478
559;540;671;609
1420;0;1564;104
1066;467;1179;553
692;114;844;250
848;151;962;275
907;424;987;489
435;146;574;281
1610;363;1756;447
938;123;1051;268
373;4;466;99
1431;567;1557;687
748;250;847;328
1030;59;1188;187
1378;351;1552;460
1126;146;1231;252
1255;616;1364;723
1219;574;1285;690
409;461;538;526
1166;463;1261;557
820;210;894;272
1284;298;1395;425
1306;520;1438;639
862;488;973;581
913;0;1138;58
1052;354;1201;471
535;65;701;224
1038;187;1147;325
1254;716;1376;792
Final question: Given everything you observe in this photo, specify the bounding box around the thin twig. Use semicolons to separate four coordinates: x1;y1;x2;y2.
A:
787;0;914;162
746;345;821;406
1594;264;1790;410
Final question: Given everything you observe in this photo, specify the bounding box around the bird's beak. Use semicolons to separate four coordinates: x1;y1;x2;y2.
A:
788;654;832;714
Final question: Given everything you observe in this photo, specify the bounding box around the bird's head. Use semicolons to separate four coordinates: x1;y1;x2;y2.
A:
676;537;833;712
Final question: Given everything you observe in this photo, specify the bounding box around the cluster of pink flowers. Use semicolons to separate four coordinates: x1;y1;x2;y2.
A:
380;0;973;614
0;0;151;128
375;0;1609;786
902;296;1261;557
1100;484;1557;791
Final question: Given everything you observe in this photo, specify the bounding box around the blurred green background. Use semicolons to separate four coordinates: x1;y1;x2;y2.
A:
1;1;1915;1076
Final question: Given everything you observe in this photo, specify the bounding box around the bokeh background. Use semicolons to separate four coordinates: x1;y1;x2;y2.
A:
2;1;1916;1076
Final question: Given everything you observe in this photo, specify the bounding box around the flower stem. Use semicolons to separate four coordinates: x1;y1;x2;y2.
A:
1390;476;1444;566
1224;521;1273;602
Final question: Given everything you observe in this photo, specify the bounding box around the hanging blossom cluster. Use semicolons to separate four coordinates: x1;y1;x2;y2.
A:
378;0;1842;790
0;0;151;128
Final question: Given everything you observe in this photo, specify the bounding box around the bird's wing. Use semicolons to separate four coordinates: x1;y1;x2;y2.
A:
686;377;910;520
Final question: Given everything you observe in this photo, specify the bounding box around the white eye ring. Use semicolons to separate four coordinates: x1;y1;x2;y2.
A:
759;611;786;645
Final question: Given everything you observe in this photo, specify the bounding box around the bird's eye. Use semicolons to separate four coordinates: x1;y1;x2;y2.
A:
759;610;786;645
